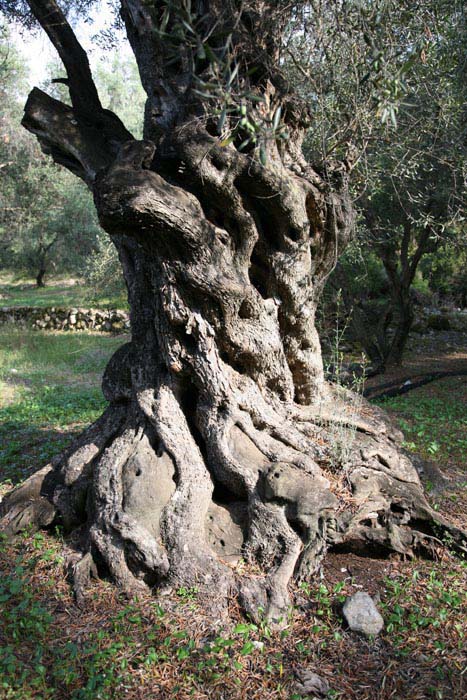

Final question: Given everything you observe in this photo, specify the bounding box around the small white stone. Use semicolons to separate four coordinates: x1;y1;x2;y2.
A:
342;591;384;636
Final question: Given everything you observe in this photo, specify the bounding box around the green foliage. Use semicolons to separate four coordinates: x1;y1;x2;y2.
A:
0;23;27;98
293;0;466;161
303;2;466;356
0;558;55;698
0;34;140;289
0;31;100;284
94;54;145;138
0;545;128;699
4;162;100;283
376;378;467;464
421;243;467;304
81;232;126;306
335;242;388;299
354;1;466;273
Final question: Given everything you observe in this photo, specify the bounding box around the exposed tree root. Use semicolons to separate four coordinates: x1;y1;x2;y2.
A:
2;370;465;627
0;465;55;537
364;370;467;400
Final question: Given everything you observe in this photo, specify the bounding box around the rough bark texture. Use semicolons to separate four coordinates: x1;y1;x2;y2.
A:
1;0;465;627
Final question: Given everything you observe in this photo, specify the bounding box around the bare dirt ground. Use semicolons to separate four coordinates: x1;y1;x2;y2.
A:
365;329;467;397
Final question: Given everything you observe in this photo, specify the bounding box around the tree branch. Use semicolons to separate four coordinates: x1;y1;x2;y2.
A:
400;218;411;276
24;0;134;171
26;0;102;119
43;233;60;254
22;88;117;184
408;226;438;283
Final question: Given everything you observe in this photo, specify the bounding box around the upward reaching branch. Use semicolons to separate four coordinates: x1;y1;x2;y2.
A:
22;88;113;183
27;0;102;118
20;1;134;184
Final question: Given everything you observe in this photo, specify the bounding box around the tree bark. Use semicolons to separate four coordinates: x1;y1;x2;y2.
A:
36;267;46;287
1;0;465;627
386;283;414;366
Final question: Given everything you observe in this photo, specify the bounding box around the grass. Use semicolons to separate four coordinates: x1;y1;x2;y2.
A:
0;326;126;487
0;273;127;309
376;377;467;465
0;328;466;699
376;376;467;528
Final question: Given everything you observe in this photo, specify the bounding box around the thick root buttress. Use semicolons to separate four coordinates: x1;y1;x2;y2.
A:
2;366;464;627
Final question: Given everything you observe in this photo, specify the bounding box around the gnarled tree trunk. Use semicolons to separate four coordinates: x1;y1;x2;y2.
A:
36;267;46;287
1;0;465;627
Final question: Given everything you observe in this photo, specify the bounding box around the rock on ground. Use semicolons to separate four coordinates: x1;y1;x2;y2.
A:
342;591;384;636
293;669;330;697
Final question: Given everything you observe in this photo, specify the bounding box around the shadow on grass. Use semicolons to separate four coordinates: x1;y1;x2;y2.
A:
0;383;107;489
0;421;82;487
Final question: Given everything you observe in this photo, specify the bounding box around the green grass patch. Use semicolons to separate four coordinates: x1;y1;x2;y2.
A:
380;566;466;652
0;327;125;486
0;386;105;485
375;376;467;464
0;325;125;385
0;328;466;699
0;274;126;309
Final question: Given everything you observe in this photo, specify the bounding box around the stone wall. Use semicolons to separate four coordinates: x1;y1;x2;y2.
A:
411;309;467;334
0;306;130;333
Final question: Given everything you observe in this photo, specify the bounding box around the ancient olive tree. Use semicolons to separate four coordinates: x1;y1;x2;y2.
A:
0;0;464;625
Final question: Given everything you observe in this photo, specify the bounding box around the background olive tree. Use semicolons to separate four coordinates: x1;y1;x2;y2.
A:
1;25;144;289
285;0;466;369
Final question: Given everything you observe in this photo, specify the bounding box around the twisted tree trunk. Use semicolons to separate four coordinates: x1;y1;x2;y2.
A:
36;267;46;287
1;0;465;627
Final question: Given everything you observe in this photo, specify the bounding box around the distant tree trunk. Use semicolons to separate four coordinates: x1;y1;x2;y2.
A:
36;267;46;287
35;235;58;288
385;280;414;366
345;219;439;371
381;222;435;367
1;0;464;626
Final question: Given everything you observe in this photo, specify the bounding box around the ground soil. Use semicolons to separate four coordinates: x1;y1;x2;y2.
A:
364;329;467;394
1;327;466;699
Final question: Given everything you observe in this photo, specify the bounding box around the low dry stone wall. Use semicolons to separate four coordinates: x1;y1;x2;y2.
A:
412;309;467;334
0;306;130;333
